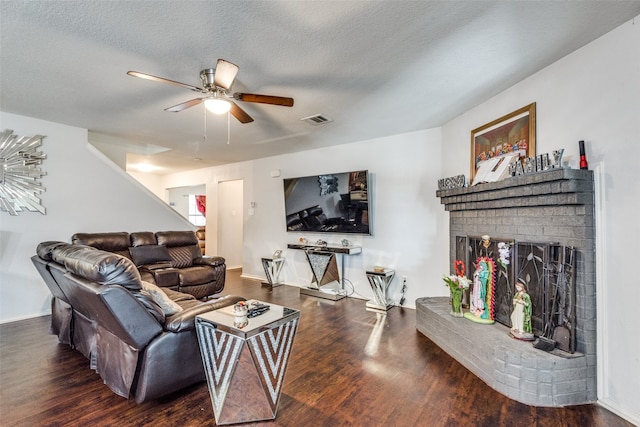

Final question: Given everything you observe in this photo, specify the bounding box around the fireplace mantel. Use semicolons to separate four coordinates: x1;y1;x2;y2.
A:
417;167;596;407
437;168;593;211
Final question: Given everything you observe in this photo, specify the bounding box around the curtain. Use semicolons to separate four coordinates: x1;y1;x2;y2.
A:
195;195;206;217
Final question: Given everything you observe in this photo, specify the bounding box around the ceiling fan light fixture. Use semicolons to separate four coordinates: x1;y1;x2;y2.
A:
204;97;231;114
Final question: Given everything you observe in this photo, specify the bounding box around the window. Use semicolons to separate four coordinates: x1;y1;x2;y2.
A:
188;194;206;226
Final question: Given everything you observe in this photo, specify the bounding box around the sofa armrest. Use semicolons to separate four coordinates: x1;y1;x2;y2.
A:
141;267;180;288
164;295;245;332
94;283;164;349
193;256;225;267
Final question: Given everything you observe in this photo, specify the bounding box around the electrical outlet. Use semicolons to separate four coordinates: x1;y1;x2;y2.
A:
400;276;407;305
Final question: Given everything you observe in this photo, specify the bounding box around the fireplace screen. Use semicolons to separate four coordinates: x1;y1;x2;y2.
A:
461;236;515;326
515;242;546;336
456;236;576;353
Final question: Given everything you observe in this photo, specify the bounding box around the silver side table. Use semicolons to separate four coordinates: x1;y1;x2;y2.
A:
196;301;300;425
261;256;285;287
365;268;395;311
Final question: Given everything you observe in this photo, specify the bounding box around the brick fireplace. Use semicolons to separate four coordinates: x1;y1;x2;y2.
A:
416;168;595;406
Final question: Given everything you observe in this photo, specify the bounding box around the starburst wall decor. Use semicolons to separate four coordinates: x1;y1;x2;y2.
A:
0;129;47;215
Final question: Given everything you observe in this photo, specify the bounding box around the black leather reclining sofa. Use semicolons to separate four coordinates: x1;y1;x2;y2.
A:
31;230;244;403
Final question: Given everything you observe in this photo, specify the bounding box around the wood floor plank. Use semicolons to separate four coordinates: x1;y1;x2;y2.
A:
0;270;633;427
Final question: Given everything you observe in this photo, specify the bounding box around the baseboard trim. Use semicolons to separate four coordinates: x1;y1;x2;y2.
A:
598;398;640;426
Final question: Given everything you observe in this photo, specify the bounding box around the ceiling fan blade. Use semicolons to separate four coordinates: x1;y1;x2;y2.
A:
127;71;203;93
233;93;294;107
213;59;239;90
229;101;254;124
165;98;204;112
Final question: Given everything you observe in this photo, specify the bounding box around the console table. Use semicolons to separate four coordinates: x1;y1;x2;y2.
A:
287;243;362;301
196;301;300;425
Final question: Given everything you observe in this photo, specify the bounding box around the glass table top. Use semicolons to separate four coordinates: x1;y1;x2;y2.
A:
197;299;299;338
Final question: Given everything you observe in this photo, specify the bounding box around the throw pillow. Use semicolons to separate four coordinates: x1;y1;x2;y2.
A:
129;245;172;267
140;281;183;316
167;246;198;268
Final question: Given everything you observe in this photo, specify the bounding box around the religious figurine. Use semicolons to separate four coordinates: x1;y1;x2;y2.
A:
464;257;496;324
482;235;491;249
509;279;534;341
470;261;488;318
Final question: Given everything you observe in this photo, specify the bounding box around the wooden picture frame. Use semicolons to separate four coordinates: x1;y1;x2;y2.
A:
470;103;536;182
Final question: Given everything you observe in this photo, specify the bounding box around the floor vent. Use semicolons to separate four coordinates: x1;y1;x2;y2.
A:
301;114;333;126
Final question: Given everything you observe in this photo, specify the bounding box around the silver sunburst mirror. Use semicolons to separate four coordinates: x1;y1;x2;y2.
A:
0;129;47;215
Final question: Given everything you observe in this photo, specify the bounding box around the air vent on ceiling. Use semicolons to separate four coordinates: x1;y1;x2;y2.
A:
301;114;333;126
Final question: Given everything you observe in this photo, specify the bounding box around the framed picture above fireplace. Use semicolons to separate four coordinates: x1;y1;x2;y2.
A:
470;103;536;182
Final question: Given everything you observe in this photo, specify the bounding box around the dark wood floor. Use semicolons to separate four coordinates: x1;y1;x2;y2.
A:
0;270;632;427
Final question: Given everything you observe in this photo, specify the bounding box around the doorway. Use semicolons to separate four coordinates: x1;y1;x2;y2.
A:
167;184;206;226
217;179;243;269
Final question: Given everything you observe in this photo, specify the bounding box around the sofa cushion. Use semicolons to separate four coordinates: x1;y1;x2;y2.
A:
161;286;196;302
140;281;183;316
129;245;172;267
132;290;166;324
168;246;199;268
194;256;226;267
178;266;216;286
164;295;246;333
71;232;132;259
37;241;83;261
130;232;157;247
50;243;97;265
156;231;199;248
54;246;142;290
143;267;180;288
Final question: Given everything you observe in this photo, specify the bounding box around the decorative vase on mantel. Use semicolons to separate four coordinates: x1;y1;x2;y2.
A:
450;288;463;317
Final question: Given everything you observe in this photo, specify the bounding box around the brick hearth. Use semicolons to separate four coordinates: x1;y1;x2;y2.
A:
416;168;595;406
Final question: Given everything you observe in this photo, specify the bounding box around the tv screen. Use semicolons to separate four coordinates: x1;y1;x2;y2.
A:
283;170;371;235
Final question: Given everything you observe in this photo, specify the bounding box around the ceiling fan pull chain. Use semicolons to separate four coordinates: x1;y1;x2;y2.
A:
227;110;230;145
203;105;207;140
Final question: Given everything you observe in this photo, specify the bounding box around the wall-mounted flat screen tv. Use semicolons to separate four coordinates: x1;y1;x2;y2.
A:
283;170;371;235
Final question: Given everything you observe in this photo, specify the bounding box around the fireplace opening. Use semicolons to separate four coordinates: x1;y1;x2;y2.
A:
456;236;576;354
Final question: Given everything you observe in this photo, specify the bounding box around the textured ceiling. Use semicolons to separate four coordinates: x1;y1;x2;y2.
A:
2;1;639;174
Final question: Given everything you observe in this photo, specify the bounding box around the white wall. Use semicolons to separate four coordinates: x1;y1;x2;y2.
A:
0;112;194;323
162;128;449;306
217;179;243;268
128;170;166;199
441;17;640;424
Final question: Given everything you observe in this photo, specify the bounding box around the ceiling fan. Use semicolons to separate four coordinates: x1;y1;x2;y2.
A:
127;58;294;124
